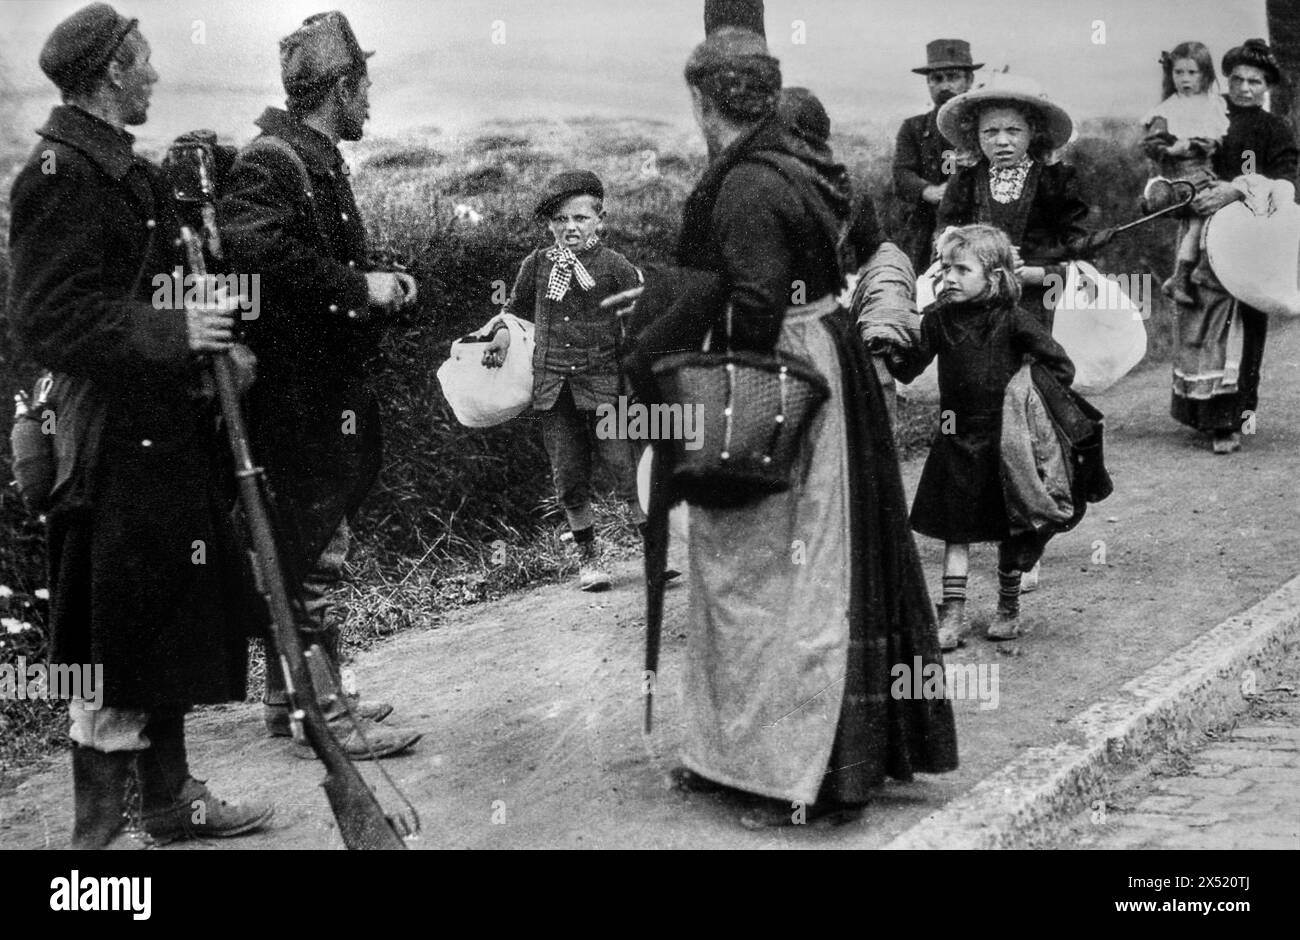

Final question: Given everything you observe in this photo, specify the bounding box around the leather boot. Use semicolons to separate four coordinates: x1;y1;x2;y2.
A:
577;539;611;592
138;713;273;843
70;745;136;849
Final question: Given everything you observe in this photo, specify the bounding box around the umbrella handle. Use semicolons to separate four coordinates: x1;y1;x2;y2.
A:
1113;181;1198;234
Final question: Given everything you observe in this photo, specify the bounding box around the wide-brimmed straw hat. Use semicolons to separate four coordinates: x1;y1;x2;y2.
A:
937;72;1074;151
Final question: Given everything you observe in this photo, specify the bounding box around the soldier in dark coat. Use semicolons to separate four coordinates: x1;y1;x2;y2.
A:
892;40;981;274
6;3;272;847
219;11;422;759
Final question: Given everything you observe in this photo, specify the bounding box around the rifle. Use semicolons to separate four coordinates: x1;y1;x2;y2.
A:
164;137;412;850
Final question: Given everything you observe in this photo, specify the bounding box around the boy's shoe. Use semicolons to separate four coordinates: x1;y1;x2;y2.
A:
142;777;274;844
936;600;968;651
985;610;1022;641
577;542;612;592
1020;562;1041;594
1212;430;1242;454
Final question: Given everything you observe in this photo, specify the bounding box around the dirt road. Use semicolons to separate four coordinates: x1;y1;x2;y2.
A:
3;319;1298;850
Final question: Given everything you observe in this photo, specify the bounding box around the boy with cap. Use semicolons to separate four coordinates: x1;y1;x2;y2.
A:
8;2;272;846
482;171;644;590
893;39;982;274
220;11;422;757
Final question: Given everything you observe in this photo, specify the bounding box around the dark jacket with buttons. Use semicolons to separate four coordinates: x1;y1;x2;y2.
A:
893;109;954;273
5;105;254;708
220;107;383;567
503;245;641;411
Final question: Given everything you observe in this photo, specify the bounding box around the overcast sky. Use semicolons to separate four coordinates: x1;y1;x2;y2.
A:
0;0;1271;147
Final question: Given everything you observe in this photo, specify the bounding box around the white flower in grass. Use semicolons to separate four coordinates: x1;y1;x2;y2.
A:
3;617;33;634
0;585;12;599
35;589;49;601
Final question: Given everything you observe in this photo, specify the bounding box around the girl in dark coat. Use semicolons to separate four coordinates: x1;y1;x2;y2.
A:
934;74;1112;328
891;225;1074;648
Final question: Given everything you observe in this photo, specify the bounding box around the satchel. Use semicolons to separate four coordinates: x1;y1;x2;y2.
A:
650;301;831;508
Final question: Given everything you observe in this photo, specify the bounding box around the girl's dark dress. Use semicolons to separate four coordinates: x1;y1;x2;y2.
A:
936;159;1096;326
896;298;1074;543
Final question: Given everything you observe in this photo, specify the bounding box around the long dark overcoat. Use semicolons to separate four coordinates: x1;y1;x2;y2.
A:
219;108;382;570
6;105;252;709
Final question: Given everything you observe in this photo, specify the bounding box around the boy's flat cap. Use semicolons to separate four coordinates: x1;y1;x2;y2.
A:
536;170;605;219
39;2;138;92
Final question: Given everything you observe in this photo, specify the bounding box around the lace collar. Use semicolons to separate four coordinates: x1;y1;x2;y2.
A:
988;156;1034;204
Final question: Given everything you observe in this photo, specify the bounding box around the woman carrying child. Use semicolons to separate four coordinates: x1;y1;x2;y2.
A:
884;224;1075;650
1168;39;1298;454
1140;42;1229;305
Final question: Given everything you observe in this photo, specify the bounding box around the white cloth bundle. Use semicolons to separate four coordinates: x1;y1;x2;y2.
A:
436;313;535;427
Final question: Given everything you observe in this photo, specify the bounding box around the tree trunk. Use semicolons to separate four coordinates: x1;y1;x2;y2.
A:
1268;0;1300;133
705;0;765;37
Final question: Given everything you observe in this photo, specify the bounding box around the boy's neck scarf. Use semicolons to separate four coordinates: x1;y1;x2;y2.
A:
545;235;600;300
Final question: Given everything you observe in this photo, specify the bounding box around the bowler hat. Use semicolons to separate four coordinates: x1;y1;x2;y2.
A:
536;170;604;219
39;2;138;93
912;39;983;75
280;10;374;96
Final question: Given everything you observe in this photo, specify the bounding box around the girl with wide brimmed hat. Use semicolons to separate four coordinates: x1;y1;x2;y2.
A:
933;72;1112;328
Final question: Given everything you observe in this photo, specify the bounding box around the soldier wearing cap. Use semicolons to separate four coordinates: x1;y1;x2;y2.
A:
892;40;983;274
7;2;272;846
220;11;422;759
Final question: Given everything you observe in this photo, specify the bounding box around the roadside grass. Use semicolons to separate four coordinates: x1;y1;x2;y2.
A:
0;113;1171;775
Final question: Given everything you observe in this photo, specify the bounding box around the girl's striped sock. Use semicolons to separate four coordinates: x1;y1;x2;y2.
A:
997;569;1021;617
942;575;967;605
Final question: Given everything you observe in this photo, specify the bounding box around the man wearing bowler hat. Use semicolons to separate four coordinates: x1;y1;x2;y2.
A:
893;39;983;274
220;11;422;759
7;2;273;846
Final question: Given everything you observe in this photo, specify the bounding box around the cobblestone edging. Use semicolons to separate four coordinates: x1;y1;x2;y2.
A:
884;574;1300;850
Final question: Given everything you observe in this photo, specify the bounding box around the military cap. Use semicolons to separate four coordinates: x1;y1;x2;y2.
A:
535;170;605;219
280;10;374;96
39;2;138;93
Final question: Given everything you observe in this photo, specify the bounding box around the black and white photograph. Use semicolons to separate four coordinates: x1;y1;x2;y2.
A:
0;0;1294;901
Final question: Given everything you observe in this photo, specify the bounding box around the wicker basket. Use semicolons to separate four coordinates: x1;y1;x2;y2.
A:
651;346;830;507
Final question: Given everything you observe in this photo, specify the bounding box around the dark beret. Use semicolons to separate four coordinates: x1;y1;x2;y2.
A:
535;170;605;219
39;3;137;93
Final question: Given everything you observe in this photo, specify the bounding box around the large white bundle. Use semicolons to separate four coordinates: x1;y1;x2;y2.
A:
1050;260;1147;395
436;314;535;427
1205;180;1300;318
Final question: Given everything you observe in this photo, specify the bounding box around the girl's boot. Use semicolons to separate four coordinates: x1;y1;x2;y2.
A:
988;569;1023;640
